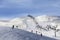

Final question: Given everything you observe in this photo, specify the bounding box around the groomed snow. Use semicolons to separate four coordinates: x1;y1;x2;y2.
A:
0;27;56;40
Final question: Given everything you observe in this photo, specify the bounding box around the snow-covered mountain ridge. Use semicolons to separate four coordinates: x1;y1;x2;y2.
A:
0;15;60;29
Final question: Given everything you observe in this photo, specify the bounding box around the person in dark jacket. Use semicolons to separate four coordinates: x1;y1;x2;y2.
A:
12;25;14;29
41;33;42;37
16;26;18;28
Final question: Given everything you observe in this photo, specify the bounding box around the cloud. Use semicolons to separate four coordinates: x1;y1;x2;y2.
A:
0;0;33;8
0;0;60;8
0;0;60;10
0;0;60;18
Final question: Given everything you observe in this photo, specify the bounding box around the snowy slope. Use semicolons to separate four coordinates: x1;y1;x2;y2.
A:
0;27;56;40
0;15;60;33
36;15;60;29
0;15;60;31
0;15;60;40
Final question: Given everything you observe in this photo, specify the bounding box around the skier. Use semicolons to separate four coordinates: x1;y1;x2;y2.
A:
31;30;33;33
41;33;42;37
12;25;14;29
16;26;18;28
36;31;38;34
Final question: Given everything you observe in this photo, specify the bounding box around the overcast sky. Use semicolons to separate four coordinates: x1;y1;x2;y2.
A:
0;0;60;19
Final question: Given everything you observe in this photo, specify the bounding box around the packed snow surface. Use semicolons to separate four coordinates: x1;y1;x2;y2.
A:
0;27;56;40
